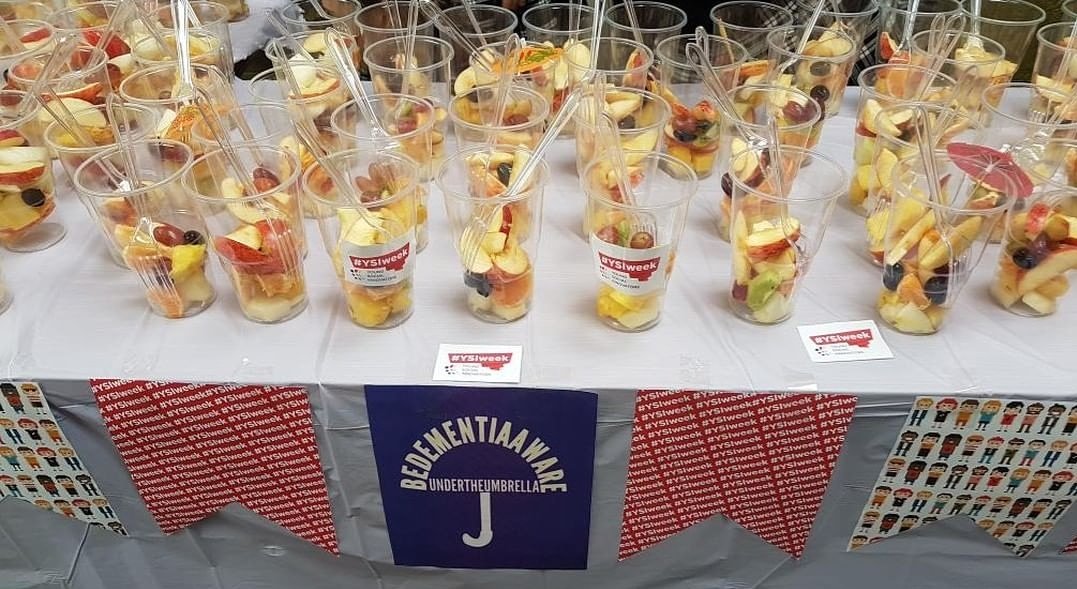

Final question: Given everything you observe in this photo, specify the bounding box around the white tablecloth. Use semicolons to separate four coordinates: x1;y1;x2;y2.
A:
2;88;1074;398
229;0;295;62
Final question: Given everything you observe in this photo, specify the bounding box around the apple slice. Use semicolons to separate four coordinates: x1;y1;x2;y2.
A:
301;76;341;98
607;96;642;121
1021;291;1057;315
56;82;105;104
302;31;329;55
39;98;104;127
0;146;48;166
918;216;983;270
491;239;530;276
884;211;936;266
1017;248;1077;295
893;302;936;334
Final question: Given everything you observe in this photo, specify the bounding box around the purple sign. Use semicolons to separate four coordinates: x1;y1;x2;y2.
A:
365;385;598;569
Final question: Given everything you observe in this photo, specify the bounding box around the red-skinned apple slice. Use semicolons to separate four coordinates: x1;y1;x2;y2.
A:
0;130;26;148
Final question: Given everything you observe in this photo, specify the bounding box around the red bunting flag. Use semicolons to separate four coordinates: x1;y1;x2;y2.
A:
619;390;857;559
91;380;338;554
1065;537;1077;553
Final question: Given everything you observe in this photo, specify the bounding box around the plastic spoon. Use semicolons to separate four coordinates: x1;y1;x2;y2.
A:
324;28;400;151
417;0;496;72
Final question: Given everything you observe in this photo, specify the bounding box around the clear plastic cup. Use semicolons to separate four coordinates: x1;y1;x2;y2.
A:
981;83;1077;153
452;86;550;152
521;3;594;45
767;25;858;119
441;4;517;77
716;84;822;241
0;90;62;252
273;64;350;150
331;94;439;249
47;2;133;89
960;0;1045;69
248;69;287;105
282;0;362;34
118;62;238;155
582;151;696;331
265;30;361;70
605;1;687;49
849;64;958;213
0;20;54;72
654;34;748;180
877;152;1015;334
864;104;985;264
189;103;294;155
355;1;435;51
875;0;962;62
564;37;653;91
130;2;234;79
909;30;1011;116
74;139;217;318
304;149;420;328
992;189;1077;317
790;0;879;46
438;144;548;323
573;87;669;178
365;36;454;114
729;145;846;324
1033;22;1077;95
8;46;112;107
709;1;795;60
182;145;309;323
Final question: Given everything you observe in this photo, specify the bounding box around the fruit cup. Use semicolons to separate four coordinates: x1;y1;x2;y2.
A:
992;189;1077;316
961;0;1044;69
129;1;234;79
365;36;454;117
876;152;1015;334
767;25;857;119
1033;22;1077;96
73;139;216;318
118;61;238;156
354;0;435;73
182;145;309;323
715;84;822;241
265;30;361;71
438;144;548;323
0;20;53;72
863;103;984;264
441;4;517;79
728;145;845;324
0;90;62;252
454;40;564;126
604;1;687;50
654;34;749;180
981;83;1077;150
573;86;668;176
875;0;962;62
709;1;795;61
331;94;439;248
451;85;550;152
564;37;653;91
909;30;1011;117
583;151;696;331
521;4;595;134
849;64;958;213
47;2;135;91
8;46;112;110
304;149;420;328
790;0;879;48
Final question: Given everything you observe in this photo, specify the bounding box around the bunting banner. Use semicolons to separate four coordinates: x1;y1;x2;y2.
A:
91;379;338;553
849;396;1077;557
619;390;858;559
366;385;597;569
1065;537;1077;554
0;381;125;534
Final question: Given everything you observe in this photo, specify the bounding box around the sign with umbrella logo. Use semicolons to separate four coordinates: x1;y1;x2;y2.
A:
365;385;597;569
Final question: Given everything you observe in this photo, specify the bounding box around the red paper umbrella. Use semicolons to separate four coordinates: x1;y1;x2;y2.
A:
946;142;1035;199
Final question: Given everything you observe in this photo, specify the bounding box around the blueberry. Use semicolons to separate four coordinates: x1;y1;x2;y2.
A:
617;115;636;130
183;230;205;245
883;263;904;291
496;162;512;186
721;173;733;197
673;129;696;143
810;61;831;76
464;271;492;297
1011;247;1039;269
810;85;830;103
924;276;949;305
20;188;45;207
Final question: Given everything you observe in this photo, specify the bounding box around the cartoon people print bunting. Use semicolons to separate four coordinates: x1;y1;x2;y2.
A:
619;390;858;559
850;396;1077;557
91;379;338;553
0;381;126;534
365;385;598;569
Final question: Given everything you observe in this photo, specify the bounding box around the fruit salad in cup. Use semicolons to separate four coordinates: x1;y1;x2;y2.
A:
574;86;668;177
451;86;549;151
992;195;1077;316
769;25;856;119
307;156;418;328
284;66;348;147
114;218;216;318
0;144;55;249
459;149;537;323
730;211;802;324
130;32;226;73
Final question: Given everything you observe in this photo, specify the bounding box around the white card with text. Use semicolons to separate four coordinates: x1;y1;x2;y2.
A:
796;320;894;363
433;344;523;383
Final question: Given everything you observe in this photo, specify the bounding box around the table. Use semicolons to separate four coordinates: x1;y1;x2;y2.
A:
0;88;1075;589
229;0;296;63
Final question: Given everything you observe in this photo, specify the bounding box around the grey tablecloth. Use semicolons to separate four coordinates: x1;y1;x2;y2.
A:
1;88;1076;588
